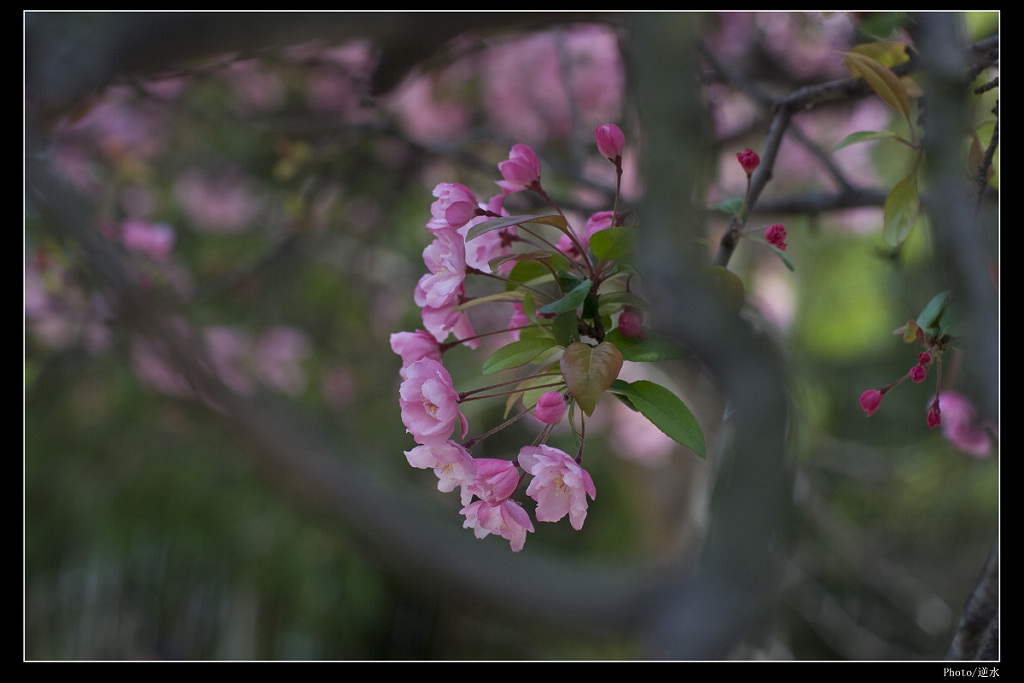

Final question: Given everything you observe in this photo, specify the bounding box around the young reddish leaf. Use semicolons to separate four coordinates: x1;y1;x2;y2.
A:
559;341;623;416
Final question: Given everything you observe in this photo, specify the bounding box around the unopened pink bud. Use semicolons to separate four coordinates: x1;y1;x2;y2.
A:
910;365;927;383
918;352;932;366
737;148;760;176
619;307;645;339
595;124;625;162
927;400;942;429
860;389;883;416
765;223;787;251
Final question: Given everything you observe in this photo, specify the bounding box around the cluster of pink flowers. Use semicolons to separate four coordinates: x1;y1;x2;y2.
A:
391;129;632;551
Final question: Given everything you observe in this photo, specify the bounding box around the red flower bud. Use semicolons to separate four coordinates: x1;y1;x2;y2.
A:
910;365;927;383
736;148;760;176
765;223;787;251
860;389;883;416
927;400;942;429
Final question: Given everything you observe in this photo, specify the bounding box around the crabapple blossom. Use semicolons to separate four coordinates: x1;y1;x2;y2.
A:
736;148;760;176
390;330;442;378
120;220;175;262
420;298;478;349
583;210;614;242
466;458;521;505
859;389;883;416
399;357;468;444
496;143;541;194
506;301;530;341
937;391;993;457
765;223;787;251
910;365;927;383
406;440;477;505
595;123;625;162
460;499;534;552
533;391;567;424
427;182;480;234
517;445;597;531
414;229;467;310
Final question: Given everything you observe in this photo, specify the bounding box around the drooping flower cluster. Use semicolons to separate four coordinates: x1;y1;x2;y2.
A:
391;124;706;551
859;292;955;430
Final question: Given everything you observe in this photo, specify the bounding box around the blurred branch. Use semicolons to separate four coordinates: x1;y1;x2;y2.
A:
25;11;615;125
630;13;794;658
906;13;999;661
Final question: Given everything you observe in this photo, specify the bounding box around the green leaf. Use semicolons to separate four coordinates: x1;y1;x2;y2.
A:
604;327;689;363
915;291;951;339
833;129;908;153
538;278;592;314
465;214;567;242
482;338;560;374
882;164;920;247
707;197;744;215
551;311;579;346
610;379;706;457
769;244;795;271
560;341;623;416
588;226;634;261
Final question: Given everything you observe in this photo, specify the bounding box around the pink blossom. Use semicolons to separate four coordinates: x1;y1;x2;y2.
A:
860;389;883;417
517;445;596;531
557;231;584;260
420;298;479;349
399;358;468;444
938;391;993;457
765;223;787;251
583;210;615;242
120;220;175;262
460;499;534;552
466;458;521;505
459;194;513;273
595;123;625;162
533;391;567;425
506;301;530;342
406;440;478;505
390;330;443;377
414;230;466;310
737;148;760;176
496;144;542;195
427;182;479;234
909;365;927;383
